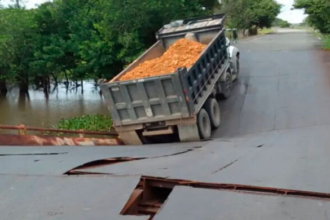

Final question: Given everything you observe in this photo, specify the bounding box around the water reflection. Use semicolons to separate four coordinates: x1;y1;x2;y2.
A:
0;81;108;128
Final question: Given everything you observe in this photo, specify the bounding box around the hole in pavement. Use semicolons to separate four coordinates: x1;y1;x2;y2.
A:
120;177;173;219
121;176;330;220
65;157;144;174
256;145;264;148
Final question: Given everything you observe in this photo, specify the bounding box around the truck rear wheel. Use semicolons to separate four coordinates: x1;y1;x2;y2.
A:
197;108;212;139
204;98;221;129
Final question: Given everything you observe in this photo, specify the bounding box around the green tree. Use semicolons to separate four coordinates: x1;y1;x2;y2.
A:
0;8;36;93
89;0;208;79
221;0;253;29
221;0;281;29
199;0;221;10
0;0;209;94
273;18;291;28
294;0;330;34
250;0;281;28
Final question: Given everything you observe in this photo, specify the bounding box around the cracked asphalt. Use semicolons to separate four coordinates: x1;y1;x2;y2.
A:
214;29;330;138
3;29;330;220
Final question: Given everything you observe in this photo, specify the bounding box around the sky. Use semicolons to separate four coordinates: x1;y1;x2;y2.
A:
2;0;307;24
1;0;50;9
275;0;307;23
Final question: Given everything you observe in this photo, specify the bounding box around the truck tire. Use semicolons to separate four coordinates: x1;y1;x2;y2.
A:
220;71;232;99
204;98;221;129
234;58;240;80
197;108;212;140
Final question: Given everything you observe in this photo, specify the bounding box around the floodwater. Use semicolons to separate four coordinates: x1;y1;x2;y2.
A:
0;81;108;128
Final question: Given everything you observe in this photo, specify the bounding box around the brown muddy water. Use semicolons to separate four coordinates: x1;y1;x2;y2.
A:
0;81;108;128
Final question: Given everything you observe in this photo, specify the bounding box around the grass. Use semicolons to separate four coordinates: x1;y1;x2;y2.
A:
258;28;274;35
321;35;330;50
54;114;112;131
313;31;330;50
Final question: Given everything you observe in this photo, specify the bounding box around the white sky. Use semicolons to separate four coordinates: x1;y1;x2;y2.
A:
2;0;307;24
1;0;50;8
275;0;307;23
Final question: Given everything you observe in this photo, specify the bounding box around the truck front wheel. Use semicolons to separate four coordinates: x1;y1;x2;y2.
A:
220;71;232;99
234;57;240;80
197;108;212;140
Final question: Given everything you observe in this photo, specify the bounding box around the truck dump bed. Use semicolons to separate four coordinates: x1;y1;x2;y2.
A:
101;14;228;127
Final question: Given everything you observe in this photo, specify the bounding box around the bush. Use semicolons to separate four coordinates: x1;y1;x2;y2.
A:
322;35;330;50
54;115;112;131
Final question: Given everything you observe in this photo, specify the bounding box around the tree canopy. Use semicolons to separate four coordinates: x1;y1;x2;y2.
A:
0;0;209;94
273;18;291;28
0;0;281;96
294;0;330;34
221;0;281;29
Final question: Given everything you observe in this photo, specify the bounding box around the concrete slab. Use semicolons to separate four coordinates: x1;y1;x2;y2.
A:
154;186;330;220
0;143;201;175
0;175;146;220
76;124;330;194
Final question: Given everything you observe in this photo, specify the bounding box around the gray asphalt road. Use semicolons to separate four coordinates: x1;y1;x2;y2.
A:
155;186;330;220
214;29;329;138
3;29;330;220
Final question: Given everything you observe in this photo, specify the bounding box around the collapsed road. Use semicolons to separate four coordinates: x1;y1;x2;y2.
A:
2;29;330;219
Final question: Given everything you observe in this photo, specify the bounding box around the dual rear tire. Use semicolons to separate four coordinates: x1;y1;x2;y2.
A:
197;98;221;140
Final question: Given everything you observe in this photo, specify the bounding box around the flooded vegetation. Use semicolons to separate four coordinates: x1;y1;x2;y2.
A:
0;81;107;127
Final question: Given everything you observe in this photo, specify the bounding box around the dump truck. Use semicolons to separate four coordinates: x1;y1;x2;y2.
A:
101;14;240;145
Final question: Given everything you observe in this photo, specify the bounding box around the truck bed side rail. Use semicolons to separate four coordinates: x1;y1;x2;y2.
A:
179;29;228;114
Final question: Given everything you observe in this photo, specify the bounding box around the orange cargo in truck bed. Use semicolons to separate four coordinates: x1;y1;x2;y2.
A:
119;39;206;81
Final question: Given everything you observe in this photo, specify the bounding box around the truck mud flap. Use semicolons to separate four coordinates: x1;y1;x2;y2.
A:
177;124;200;142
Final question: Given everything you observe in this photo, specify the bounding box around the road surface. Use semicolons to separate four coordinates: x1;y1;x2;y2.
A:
215;29;329;138
2;29;330;219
